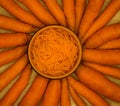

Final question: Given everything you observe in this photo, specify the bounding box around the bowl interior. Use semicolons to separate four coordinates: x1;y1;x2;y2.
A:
28;25;82;79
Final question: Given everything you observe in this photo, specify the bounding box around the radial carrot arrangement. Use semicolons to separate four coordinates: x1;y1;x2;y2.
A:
75;0;85;34
41;80;61;106
0;65;31;106
0;15;35;33
84;62;120;79
69;85;87;106
76;64;120;102
85;23;120;48
68;76;109;106
61;78;71;106
82;49;120;65
18;0;57;25
19;75;49;106
78;0;105;39
0;0;120;106
0;33;28;48
99;38;120;49
0;0;43;27
0;46;27;67
0;54;28;91
43;0;66;26
63;0;75;32
81;0;120;43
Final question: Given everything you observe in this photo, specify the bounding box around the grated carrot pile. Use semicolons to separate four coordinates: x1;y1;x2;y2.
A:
31;28;78;76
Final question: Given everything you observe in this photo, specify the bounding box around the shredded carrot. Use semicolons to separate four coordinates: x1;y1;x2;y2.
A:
30;28;79;76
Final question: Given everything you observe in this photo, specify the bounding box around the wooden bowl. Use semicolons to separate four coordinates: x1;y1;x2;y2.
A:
28;25;82;79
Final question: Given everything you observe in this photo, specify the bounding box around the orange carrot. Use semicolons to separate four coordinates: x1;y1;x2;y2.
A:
0;15;35;33
0;33;28;48
75;64;120;102
84;62;120;79
75;0;86;34
61;78;71;106
85;23;120;48
41;80;61;106
19;75;49;106
69;85;87;106
0;65;31;106
81;0;120;43
43;0;66;26
68;76;109;106
18;0;57;25
82;49;120;65
63;0;75;31
0;0;43;27
0;45;27;67
0;54;28;91
99;38;120;49
78;0;105;39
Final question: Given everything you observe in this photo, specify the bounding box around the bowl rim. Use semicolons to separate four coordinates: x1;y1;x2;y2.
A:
28;25;82;79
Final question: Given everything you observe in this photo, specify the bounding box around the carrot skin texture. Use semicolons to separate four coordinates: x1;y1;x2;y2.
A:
19;75;49;106
82;49;120;65
0;33;28;48
68;76;109;106
84;62;120;79
82;0;120;43
99;38;120;49
0;0;43;27
61;78;71;106
85;23;120;48
69;85;87;106
0;46;27;67
75;0;85;34
0;15;35;33
0;54;28;91
41;80;61;106
43;0;66;26
0;65;31;106
78;0;105;38
63;0;75;32
18;0;57;25
76;64;120;102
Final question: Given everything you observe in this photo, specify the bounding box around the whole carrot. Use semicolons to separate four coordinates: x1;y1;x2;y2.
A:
81;0;120;43
68;76;109;106
0;15;35;33
99;38;120;49
0;45;27;67
76;64;120;102
18;0;57;25
78;0;105;39
84;62;120;79
63;0;75;32
61;78;71;106
0;0;43;27
41;80;61;106
0;54;28;91
19;75;49;106
0;65;31;106
85;23;120;48
43;0;66;26
75;0;85;34
69;85;87;106
82;49;120;65
0;33;28;48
